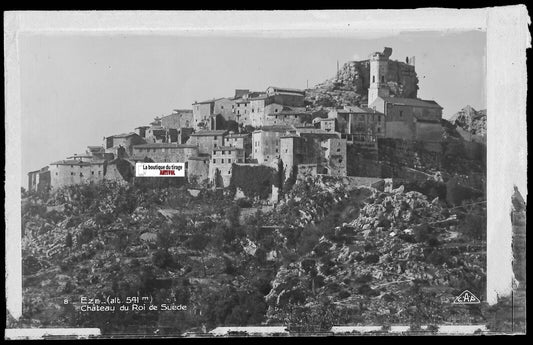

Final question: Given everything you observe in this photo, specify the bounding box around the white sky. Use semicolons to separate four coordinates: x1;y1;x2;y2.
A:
19;30;486;184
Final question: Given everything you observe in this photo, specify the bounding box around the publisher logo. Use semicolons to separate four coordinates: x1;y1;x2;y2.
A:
453;290;481;304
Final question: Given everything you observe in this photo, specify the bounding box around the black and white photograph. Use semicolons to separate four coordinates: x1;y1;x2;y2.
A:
4;8;528;338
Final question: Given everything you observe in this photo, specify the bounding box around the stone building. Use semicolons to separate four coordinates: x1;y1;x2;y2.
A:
187;130;227;155
249;87;306;128
265;86;305;107
209;146;245;187
325;106;386;143
279;128;346;177
160;109;194;129
104;132;146;158
224;132;252;159
187;156;210;185
214;98;237;122
48;156;129;189
251;125;296;165
262;105;312;127
49;159;103;188
234;98;252;126
192;99;216;130
369;96;442;141
131;143;199;163
27;166;51;192
135;126;150;139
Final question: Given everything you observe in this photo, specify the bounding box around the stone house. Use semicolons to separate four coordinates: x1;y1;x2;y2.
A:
224;132;252;159
187;130;227;155
249;87;306;128
160;109;194;129
265;86;305;107
326;106;386;143
251;125;296;165
27;166;51;192
280;129;346;178
209;146;245;187
262;104;312;127
192;99;216;130
187;156;210;185
214;98;237;122
104;132;146;158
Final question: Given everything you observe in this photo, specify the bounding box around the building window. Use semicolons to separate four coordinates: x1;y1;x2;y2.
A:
221;159;224;163
377;128;381;133
275;149;279;153
337;148;341;152
92;171;94;175
275;109;278;112
228;159;232;163
80;172;83;177
213;159;216;164
71;172;74;175
255;149;257;153
70;165;73;168
381;75;385;83
399;111;403;117
98;171;101;175
214;136;217;140
228;170;231;174
372;75;375;83
221;106;224;109
214;143;217;148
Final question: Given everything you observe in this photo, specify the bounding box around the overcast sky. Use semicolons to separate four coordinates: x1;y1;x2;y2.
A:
19;30;485;184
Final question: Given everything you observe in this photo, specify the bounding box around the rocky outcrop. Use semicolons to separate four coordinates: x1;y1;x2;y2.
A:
305;58;419;108
448;105;487;137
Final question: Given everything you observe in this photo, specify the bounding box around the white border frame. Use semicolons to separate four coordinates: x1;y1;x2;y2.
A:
4;6;529;330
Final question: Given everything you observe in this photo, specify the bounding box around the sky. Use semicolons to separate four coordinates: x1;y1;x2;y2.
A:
18;30;486;185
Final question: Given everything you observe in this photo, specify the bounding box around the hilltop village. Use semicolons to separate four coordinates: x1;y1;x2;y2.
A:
27;47;481;194
16;47;500;335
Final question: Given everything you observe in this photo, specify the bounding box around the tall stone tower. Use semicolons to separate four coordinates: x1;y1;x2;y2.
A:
368;47;392;105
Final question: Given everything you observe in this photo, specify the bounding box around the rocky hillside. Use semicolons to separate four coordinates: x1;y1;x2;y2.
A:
448;105;487;138
13;174;495;334
305;58;418;108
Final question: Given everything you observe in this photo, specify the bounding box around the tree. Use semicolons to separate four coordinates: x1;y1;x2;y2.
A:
214;168;224;188
185;233;210;277
275;159;285;194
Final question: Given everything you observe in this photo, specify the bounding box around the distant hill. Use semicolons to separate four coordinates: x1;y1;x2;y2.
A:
448;105;487;138
305;58;419;108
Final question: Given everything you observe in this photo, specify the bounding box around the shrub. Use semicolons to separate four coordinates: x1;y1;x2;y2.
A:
152;249;174;268
230;164;275;199
458;209;486;240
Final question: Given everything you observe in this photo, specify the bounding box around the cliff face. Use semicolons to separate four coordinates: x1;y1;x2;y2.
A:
306;59;419;108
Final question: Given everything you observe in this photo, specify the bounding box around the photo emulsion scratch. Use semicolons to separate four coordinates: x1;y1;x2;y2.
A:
4;7;528;339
